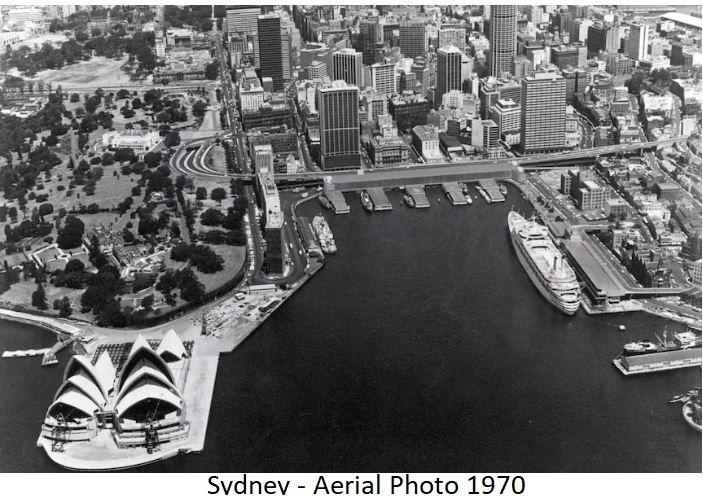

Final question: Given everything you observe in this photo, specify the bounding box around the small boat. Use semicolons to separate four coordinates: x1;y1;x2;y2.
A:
403;194;415;208
318;194;332;210
360;191;374;212
618;325;627;331
465;194;473;205
669;394;685;403
461;183;468;194
499;183;507;196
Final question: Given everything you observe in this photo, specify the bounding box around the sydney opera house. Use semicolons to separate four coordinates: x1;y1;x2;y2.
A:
40;330;191;451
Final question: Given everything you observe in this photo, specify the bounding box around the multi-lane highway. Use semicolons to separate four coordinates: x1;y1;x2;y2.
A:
210;33;307;286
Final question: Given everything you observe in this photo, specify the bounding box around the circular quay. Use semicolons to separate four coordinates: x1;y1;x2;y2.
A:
0;3;701;495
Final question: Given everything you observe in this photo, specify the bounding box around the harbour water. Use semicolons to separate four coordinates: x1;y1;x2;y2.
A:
0;185;700;472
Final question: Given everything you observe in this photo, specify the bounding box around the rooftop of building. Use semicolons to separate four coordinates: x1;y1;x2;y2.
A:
412;125;439;141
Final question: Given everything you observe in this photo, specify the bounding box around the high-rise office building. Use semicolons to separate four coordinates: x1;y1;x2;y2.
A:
550;44;587;70
370;61;396;96
227;6;262;67
569;18;591;43
587;23;619;57
358;19;381;65
258;14;283;91
411;61;430;97
436;45;463;108
399;20;426;59
488;5;517;78
226;6;261;35
520;73;567;153
333;48;364;87
317;81;361;169
625;24;649;61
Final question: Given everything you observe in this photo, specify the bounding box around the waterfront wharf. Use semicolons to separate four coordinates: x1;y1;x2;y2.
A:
367;188;392;211
405;185;430;208
478;179;505;202
441;182;467;205
612;347;702;376
325;190;350;214
296;217;323;258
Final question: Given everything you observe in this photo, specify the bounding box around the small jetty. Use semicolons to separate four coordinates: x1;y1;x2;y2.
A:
441;182;467;205
2;348;51;358
367;187;392;211
324;190;350;214
2;336;76;366
478;179;506;203
405;185;430;208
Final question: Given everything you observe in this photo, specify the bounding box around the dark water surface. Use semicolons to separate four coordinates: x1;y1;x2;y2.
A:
1;186;700;472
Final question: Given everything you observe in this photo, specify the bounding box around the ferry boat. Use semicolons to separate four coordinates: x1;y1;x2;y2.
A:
312;214;337;254
508;211;581;315
318;194;332;210
476;185;491;203
403;194;416;208
360;191;374;212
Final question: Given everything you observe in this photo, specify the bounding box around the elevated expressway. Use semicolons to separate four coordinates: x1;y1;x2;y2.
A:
172;137;686;191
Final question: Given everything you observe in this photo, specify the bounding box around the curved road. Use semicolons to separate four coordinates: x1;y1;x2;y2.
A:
169;33;309;289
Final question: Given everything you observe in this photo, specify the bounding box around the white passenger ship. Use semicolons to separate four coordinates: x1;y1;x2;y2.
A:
508;211;581;315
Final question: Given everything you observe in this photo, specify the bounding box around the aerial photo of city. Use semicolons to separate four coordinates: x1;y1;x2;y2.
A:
0;4;701;474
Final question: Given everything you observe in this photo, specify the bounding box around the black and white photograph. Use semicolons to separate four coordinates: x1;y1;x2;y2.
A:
0;2;700;484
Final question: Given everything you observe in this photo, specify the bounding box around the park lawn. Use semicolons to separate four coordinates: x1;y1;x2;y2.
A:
0;279;85;317
196;244;246;293
79;169;136;210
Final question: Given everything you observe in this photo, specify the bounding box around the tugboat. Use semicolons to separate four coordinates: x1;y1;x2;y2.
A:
318;194;332;210
403;194;416;208
360;191;374;212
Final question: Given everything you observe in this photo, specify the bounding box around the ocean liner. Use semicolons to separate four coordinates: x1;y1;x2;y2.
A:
508;211;581;315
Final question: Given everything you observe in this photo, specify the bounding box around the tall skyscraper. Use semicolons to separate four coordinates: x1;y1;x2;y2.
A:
333;49;364;87
281;29;291;83
625;24;649;61
226;5;261;35
488;5;517;78
370;61;396;96
317;81;360;170
587;23;619;57
399;20;426;59
520;73;566;153
358;19;381;65
436;45;463;108
258;14;283;91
